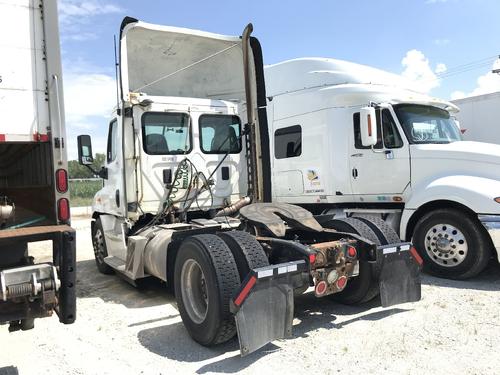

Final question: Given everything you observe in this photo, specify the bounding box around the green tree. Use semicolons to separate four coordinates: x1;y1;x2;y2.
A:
68;153;106;178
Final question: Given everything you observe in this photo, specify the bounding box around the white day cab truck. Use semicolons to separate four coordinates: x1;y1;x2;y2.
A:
77;18;421;356
265;58;500;280
451;91;500;145
0;0;76;331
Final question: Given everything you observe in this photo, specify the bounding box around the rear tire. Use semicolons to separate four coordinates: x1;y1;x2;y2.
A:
353;216;401;245
91;218;114;275
413;208;491;279
217;231;269;281
174;234;240;346
323;218;381;304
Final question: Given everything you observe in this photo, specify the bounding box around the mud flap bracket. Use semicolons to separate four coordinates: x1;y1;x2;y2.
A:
230;260;307;356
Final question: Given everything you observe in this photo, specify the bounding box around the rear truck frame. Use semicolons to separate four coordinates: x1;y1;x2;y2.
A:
77;18;422;356
0;0;76;331
0;226;76;331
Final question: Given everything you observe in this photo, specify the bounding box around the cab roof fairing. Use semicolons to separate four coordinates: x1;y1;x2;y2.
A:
119;19;247;104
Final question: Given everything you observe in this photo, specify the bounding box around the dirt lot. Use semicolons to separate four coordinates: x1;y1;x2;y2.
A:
1;217;500;375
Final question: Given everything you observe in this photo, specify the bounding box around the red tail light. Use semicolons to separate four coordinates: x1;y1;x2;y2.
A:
336;276;347;290
347;246;357;258
58;198;70;221
309;253;316;265
56;169;68;193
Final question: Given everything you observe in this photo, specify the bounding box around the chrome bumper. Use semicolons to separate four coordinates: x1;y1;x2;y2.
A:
479;215;500;257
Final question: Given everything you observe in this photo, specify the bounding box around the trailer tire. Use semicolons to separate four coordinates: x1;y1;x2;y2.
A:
217;231;269;281
91;218;114;275
323;218;381;304
174;234;240;346
413;208;491;279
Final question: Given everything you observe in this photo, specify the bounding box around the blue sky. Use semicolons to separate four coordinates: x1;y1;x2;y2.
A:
59;0;500;158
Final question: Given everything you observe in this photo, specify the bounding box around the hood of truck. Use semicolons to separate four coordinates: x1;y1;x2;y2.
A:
119;17;246;102
411;141;500;181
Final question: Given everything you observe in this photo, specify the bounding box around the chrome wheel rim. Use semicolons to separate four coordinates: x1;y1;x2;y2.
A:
181;259;208;324
424;224;468;267
93;228;106;264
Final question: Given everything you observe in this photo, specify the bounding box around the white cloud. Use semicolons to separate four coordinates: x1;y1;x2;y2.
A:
64;73;116;123
435;63;447;74
450;58;500;100
62;59;116;159
401;49;446;94
59;0;122;24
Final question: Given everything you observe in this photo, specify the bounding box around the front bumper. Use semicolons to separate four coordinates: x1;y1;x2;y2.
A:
479;215;500;258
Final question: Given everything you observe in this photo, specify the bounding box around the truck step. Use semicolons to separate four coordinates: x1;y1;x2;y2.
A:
103;256;150;287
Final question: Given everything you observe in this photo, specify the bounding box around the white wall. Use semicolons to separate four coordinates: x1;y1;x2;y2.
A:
452;91;500;145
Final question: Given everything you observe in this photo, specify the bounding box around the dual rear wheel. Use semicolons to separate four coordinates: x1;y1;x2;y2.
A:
174;232;268;346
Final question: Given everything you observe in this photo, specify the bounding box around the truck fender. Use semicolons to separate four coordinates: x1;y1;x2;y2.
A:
400;175;500;239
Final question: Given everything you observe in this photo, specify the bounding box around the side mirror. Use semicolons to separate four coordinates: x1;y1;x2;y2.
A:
360;107;378;147
77;135;94;165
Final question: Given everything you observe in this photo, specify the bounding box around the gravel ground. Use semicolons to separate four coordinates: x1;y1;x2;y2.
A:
1;217;500;375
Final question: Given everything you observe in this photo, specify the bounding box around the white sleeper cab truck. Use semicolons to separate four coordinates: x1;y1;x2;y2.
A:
265;58;500;280
0;0;76;331
77;18;421;356
451;91;500;145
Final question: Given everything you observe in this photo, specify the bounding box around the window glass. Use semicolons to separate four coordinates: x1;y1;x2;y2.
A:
394;104;462;144
107;120;118;162
275;125;302;159
199;115;241;154
353;112;382;149
382;109;403;148
142;112;191;155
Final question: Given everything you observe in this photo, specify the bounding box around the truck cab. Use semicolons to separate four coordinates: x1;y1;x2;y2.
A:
266;58;500;279
78;19;421;356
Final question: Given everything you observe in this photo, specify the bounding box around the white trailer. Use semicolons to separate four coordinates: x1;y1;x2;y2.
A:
265;58;500;280
452;91;500;144
0;0;76;331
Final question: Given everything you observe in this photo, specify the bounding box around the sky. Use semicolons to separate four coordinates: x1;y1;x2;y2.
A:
58;0;500;159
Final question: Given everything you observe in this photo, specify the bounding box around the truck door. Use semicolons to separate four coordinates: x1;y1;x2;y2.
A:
101;117;126;217
349;108;410;198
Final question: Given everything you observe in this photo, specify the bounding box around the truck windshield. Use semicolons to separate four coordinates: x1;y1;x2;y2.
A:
142;112;191;154
394;104;462;144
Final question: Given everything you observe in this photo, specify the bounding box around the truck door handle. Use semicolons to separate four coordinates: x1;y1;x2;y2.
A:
351;153;363;158
352;168;358;178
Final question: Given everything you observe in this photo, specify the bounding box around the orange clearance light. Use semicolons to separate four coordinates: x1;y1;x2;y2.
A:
393;196;403;202
495;197;500;204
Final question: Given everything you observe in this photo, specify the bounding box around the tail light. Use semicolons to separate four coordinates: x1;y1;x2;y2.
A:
56;169;68;193
58;198;70;222
347;246;357;258
336;276;347;290
309;253;316;265
315;280;327;296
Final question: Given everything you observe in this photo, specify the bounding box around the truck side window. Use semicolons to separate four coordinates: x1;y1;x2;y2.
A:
275;125;302;159
199;114;241;154
353;112;382;149
142;112;191;155
382;109;403;148
107;119;118;163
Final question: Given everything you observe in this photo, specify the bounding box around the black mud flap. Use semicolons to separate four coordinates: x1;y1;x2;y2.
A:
230;260;307;357
377;243;422;307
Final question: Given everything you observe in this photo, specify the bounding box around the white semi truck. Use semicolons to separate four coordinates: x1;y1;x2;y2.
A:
0;0;76;331
452;91;500;145
265;58;500;280
78;18;421;356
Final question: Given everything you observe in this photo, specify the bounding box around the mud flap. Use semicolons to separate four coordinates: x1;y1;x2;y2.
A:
377;243;422;307
230;260;307;356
